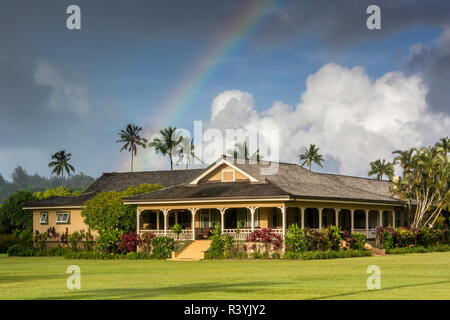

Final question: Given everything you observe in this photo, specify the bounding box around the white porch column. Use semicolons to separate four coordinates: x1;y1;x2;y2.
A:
137;209;141;234
350;208;355;234
247;207;257;232
278;205;286;236
189;208;199;240
156;211;160;230
335;209;339;227
318;208;323;230
300;207;305;229
161;209;170;236
392;210;396;228
379;210;383;227
218;208;228;234
365;209;369;231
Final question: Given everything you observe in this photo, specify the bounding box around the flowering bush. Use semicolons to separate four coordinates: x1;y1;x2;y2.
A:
376;226;449;249
118;232;142;253
246;228;283;255
285;225;343;253
141;231;156;253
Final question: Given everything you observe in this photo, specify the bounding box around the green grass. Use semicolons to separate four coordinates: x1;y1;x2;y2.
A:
0;252;450;299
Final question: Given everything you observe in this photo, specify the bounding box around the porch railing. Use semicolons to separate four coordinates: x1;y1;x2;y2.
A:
139;230;193;241
353;228;377;239
223;228;284;240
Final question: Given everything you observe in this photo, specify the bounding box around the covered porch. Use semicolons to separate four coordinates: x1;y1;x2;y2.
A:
136;202;408;241
137;204;287;241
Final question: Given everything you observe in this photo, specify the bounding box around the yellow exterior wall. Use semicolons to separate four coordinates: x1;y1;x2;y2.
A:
201;164;249;182
32;209;97;236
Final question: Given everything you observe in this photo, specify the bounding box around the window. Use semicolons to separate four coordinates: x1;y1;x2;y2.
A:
221;169;235;182
39;212;48;225
56;212;70;224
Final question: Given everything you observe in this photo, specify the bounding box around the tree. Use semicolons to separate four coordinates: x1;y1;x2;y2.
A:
298;144;324;171
392;148;417;219
392;148;416;175
227;141;262;162
0;190;36;233
368;159;394;181
0;174;6;187
149;126;183;170
177;137;202;169
10;166;28;186
390;142;449;229
435;136;449;155
116;124;148;172
48;151;75;195
81;184;162;252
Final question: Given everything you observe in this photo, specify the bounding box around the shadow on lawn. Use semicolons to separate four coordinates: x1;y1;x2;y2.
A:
0;274;66;284
35;281;283;300
310;280;450;300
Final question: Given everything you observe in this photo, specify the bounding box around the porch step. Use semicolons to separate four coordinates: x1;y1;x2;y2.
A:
364;243;386;256
169;240;211;261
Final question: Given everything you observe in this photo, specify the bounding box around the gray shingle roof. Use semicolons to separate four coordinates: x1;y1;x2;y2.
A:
84;169;203;193
236;161;400;203
25;159;405;208
24;192;98;208
125;160;404;205
124;181;288;202
24;169;203;208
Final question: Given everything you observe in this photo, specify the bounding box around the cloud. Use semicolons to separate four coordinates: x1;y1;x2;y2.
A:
34;61;90;116
205;63;450;177
405;27;450;115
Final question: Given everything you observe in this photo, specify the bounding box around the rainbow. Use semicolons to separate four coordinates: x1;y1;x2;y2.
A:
133;0;282;171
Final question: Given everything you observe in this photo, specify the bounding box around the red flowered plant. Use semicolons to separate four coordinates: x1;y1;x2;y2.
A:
246;228;283;255
118;232;142;253
140;231;156;253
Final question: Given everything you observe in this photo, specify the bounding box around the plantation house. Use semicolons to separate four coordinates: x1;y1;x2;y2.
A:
24;157;410;241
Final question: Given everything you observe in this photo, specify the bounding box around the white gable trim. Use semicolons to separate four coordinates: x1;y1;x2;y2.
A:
189;158;259;184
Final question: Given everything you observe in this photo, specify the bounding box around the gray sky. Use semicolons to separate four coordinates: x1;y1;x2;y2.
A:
0;0;449;179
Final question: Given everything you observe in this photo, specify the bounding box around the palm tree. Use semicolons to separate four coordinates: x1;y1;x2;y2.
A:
298;144;324;171
148;126;183;170
116;124;148;172
227;141;262;161
177;137;202;169
392;148;416;175
48;150;75;195
368;159;394;181
435;137;449;156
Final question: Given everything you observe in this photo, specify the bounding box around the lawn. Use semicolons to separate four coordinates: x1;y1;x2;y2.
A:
0;252;449;300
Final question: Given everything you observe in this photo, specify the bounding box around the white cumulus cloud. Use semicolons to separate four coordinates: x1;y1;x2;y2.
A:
205;63;450;177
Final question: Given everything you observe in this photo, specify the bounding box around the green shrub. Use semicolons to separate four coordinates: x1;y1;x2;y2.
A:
151;236;175;259
68;231;84;251
329;225;342;250
350;233;367;250
171;223;183;240
64;250;154;260
396;228;417;247
95;229;121;253
206;225;226;259
0;234;21;253
82;184;162;247
250;251;263;259
285;224;310;252
377;227;449;249
34;231;48;250
386;244;450;254
283;249;371;260
7;244;35;256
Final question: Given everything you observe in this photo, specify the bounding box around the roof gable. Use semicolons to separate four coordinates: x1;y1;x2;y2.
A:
189;158;259;184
